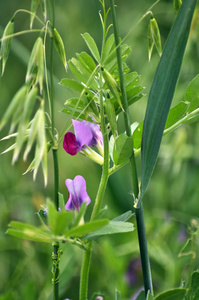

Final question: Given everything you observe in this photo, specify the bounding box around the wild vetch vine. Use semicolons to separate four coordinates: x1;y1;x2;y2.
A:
1;0;199;299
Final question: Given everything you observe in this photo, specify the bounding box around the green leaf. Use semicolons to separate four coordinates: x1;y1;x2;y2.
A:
30;0;40;29
53;28;67;70
136;291;154;300
67;219;109;237
62;107;93;122
47;200;73;235
60;78;85;93
7;221;52;243
82;32;100;63
185;74;199;113
84;220;134;241
154;288;186;300
69;58;98;89
102;34;115;63
72;202;87;228
112;210;133;222
165;102;189;129
0;18;14;75
140;0;197;206
0;85;27;131
125;72;140;90
113;133;134;165
76;52;96;73
187;271;199;299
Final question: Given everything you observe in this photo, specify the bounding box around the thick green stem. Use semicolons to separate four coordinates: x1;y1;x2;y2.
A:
109;0;153;296
79;68;109;300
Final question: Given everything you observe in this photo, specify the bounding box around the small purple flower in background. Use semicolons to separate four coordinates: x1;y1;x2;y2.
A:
65;175;91;211
63;119;103;156
126;258;142;286
178;225;187;242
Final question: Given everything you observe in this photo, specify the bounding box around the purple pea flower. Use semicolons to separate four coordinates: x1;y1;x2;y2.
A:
63;119;103;156
65;175;91;211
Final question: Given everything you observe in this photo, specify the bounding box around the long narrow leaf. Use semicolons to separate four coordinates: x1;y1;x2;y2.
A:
139;0;197;206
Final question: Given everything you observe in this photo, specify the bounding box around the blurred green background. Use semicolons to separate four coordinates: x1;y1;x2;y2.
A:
1;0;199;299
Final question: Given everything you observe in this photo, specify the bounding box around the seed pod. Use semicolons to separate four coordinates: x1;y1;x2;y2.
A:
102;67;123;109
0;18;14;75
53;28;67;70
105;96;117;140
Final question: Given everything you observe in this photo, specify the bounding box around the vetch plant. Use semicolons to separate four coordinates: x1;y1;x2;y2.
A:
1;0;199;299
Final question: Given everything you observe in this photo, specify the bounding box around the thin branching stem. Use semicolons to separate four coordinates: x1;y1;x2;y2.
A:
109;0;153;296
79;68;110;300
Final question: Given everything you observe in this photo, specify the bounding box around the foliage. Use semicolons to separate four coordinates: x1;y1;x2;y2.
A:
0;0;199;299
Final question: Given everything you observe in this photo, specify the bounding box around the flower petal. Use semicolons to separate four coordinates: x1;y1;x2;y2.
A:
65;175;91;211
63;132;80;155
72;119;93;148
87;122;103;146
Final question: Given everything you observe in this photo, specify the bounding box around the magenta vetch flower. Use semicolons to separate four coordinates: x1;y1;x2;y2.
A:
63;119;103;156
65;175;91;211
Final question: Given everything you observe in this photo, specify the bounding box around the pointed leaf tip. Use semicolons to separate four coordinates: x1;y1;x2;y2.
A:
140;0;197;204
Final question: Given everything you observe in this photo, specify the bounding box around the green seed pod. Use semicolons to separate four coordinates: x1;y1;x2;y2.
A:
53;28;67;70
105;96;118;140
0;18;14;75
102;67;123;109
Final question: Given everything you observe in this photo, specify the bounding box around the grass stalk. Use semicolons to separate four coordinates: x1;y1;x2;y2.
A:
109;0;153;296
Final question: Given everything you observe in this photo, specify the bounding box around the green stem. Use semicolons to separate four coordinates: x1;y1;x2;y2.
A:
109;0;153;296
79;69;109;300
49;1;60;299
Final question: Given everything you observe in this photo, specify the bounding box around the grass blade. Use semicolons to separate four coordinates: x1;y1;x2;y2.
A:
139;0;197;205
